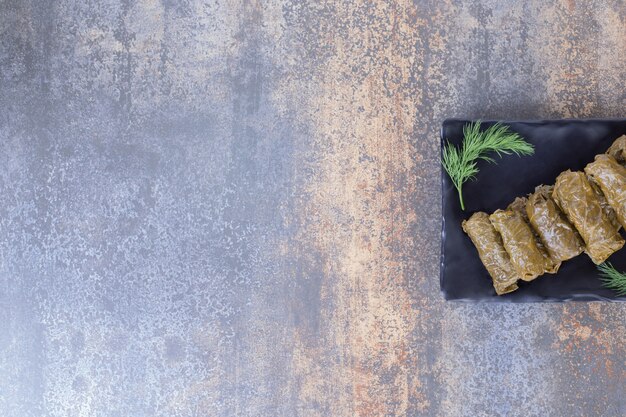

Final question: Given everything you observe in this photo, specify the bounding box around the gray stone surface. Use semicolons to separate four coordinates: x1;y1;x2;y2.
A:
0;1;624;416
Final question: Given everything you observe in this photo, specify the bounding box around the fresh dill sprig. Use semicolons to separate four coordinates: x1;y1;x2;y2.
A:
442;121;534;210
597;262;626;296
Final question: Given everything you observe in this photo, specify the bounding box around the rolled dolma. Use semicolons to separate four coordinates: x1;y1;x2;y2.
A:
507;196;561;273
489;209;554;281
552;170;624;264
585;154;626;229
462;212;519;295
589;179;621;231
507;197;530;221
606;134;626;165
526;185;584;262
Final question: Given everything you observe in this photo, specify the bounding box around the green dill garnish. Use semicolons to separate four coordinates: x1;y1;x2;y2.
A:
442;121;534;210
597;262;626;296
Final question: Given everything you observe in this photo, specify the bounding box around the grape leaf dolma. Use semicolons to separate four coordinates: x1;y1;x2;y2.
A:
462;212;519;295
489;209;558;281
506;197;530;221
585;154;626;229
606;134;626;165
589;178;621;231
526;185;584;262
553;170;625;265
507;196;561;271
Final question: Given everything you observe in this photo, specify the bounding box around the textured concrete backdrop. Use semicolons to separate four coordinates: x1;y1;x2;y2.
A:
0;0;624;416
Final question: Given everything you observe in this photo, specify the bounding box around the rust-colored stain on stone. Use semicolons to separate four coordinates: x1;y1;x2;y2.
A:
280;0;625;415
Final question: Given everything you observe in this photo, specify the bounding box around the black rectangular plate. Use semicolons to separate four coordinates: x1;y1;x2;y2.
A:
440;119;626;302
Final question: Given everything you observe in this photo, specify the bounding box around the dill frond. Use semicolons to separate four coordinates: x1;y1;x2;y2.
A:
442;121;534;210
597;262;626;296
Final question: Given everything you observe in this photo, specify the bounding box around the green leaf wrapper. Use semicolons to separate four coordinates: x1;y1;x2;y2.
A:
552;170;624;265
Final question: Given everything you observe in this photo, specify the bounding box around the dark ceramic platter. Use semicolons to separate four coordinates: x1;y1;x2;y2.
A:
440;119;626;302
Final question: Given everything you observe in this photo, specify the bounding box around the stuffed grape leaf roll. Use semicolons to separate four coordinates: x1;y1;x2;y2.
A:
552;170;624;264
606;134;626;165
489;209;556;281
507;196;561;272
526;185;584;262
589;179;621;231
507;197;530;221
462;212;519;295
585;154;626;229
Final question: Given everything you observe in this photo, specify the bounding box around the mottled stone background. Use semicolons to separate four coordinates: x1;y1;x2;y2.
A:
0;0;624;416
